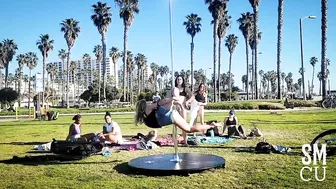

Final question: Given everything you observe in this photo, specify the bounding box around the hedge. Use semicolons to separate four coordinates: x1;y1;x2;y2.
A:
206;101;286;110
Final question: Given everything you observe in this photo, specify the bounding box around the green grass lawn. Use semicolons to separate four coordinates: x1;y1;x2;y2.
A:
0;110;336;189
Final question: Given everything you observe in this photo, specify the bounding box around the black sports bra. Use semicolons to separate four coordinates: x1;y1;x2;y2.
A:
179;87;187;96
143;102;161;128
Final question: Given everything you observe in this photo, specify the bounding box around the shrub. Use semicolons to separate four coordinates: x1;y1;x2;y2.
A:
206;101;285;110
285;100;318;107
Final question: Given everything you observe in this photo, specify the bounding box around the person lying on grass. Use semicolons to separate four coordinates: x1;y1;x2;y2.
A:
135;97;222;133
66;114;96;143
97;112;123;144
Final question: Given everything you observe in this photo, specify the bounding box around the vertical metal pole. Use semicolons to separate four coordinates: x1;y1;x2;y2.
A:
299;18;306;100
169;0;181;163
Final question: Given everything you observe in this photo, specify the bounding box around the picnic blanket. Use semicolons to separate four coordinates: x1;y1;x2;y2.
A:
188;136;234;144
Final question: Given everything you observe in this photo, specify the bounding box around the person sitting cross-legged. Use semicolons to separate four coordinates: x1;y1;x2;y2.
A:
97;112;123;144
223;110;246;139
134;97;221;134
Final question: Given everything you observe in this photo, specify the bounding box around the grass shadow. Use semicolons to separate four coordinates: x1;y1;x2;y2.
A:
0;142;48;145
0;155;122;166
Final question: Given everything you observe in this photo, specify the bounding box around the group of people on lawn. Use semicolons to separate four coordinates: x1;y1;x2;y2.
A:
66;75;246;144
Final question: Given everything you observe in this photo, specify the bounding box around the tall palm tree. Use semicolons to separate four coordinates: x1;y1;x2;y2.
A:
58;49;67;105
94;45;103;103
109;47;120;88
16;54;26;106
115;0;139;101
321;0;328;99
36;34;54;106
281;72;286;96
82;53;91;88
241;74;247;92
309;57;318;95
26;52;38;109
183;13;202;91
216;11;230;100
237;12;254;100
1;39;18;88
225;34;238;101
249;30;262;99
277;0;284;99
70;61;78;101
91;2;112;100
60;18;81;108
317;71;322;95
259;70;264;95
205;0;227;102
249;0;261;99
150;62;159;91
46;63;58;102
126;52;135;103
135;53;144;94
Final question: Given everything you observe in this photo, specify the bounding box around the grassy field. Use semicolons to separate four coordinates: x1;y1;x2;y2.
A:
0;110;335;188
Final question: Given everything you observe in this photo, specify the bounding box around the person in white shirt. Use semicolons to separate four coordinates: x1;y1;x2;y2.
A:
98;112;123;144
152;91;161;103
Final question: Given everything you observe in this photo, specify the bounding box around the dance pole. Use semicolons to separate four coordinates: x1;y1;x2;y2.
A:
169;0;181;162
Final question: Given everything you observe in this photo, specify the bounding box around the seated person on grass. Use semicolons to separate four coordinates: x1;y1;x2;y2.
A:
97;112;123;144
135;97;222;133
66;114;96;142
223;110;246;139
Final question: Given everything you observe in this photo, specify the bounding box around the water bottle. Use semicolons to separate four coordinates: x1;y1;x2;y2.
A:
210;129;215;139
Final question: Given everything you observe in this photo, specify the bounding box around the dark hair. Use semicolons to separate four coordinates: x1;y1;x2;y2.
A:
135;99;147;125
72;114;82;121
105;111;111;118
175;75;186;88
198;83;206;91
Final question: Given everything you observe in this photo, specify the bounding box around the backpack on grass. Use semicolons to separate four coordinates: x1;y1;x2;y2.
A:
50;139;103;159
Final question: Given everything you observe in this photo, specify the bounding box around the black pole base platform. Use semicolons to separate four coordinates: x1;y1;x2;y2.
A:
128;153;225;176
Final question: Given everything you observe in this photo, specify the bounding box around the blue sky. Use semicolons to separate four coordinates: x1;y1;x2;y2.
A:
0;0;335;93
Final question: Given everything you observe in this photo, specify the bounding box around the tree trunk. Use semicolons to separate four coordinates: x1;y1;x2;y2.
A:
102;33;107;100
251;48;255;99
277;0;283;99
213;20;218;102
18;72;22;107
319;80;322;96
123;24;129;102
311;66;315;94
229;53;233;101
66;48;71;108
218;37;222;102
73;74;76;104
137;67;141;95
321;0;328;99
4;65;9;88
114;61;118;88
28;69;31;109
130;72;133;104
254;7;259;99
77;78;80;103
190;37;194;92
61;60;65;106
245;38;250;100
42;53;46;107
98;59;101;104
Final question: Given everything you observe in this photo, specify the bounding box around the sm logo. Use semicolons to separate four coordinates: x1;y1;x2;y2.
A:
300;144;327;182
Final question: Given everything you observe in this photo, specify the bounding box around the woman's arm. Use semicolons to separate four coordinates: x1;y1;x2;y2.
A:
66;125;74;141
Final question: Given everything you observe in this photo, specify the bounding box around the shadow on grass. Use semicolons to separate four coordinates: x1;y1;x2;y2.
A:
247;119;336;125
0;142;48;145
0;155;122;166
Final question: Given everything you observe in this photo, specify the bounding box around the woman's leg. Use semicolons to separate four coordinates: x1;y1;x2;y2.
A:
172;111;219;133
81;133;96;142
181;108;188;145
198;106;205;134
104;134;120;143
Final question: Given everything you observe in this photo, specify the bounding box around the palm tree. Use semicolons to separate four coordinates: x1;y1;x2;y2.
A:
317;71;322;95
46;63;58;103
109;47;121;88
237;12;254;100
91;2;112;100
281;72;286;96
82;53;91;88
70;61;78;101
94;45;103;103
298;78;303;95
60;18;81;108
126;52;135;103
150;63;159;92
248;29;261;99
26;52;38;109
276;0;284;99
249;0;261;99
309;57;318;95
58;49;67;105
115;0;139;101
1;39;18;88
241;74;247;92
225;34;238;101
135;53;145;94
36;34;54;106
216;11;230;101
321;0;328;99
16;54;26;106
183;13;202;91
259;70;264;95
205;0;227;102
